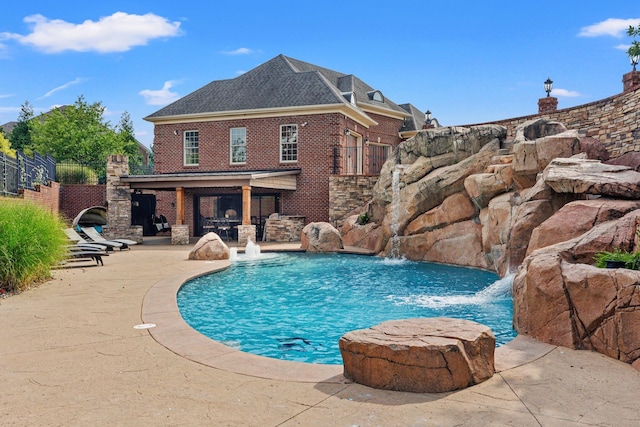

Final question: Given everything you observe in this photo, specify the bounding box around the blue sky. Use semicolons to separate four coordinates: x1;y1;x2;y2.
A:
1;1;639;148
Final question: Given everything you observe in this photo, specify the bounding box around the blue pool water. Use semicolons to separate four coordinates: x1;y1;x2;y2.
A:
177;253;515;365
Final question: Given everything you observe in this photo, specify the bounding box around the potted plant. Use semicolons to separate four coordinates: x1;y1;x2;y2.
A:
594;248;639;269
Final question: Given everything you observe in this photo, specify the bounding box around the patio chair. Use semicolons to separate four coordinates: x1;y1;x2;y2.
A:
80;226;137;249
64;228;119;252
217;218;231;241
65;245;109;266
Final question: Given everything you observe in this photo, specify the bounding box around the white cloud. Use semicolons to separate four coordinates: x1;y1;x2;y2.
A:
1;12;181;54
221;47;255;55
0;94;13;99
552;88;581;98
139;81;180;105
38;77;86;99
616;43;632;51
578;18;640;38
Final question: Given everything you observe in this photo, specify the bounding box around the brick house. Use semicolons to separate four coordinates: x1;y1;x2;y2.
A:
123;54;426;240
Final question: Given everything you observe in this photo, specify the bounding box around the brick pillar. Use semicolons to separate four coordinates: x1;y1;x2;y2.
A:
538;97;558;114
105;154;142;243
623;71;640;93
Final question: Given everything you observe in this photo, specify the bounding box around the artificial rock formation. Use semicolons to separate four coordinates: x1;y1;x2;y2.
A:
341;118;640;368
188;232;230;260
339;318;495;393
300;222;344;252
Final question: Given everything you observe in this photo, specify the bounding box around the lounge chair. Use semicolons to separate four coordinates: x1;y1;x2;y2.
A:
65;244;109;266
64;228;122;251
80;226;137;249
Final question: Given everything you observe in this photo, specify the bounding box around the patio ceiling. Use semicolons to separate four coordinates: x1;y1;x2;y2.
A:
120;169;300;191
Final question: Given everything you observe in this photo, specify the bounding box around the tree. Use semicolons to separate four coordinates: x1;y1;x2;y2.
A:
116;111;142;165
30;95;128;166
0;131;16;157
9;101;34;152
627;25;640;61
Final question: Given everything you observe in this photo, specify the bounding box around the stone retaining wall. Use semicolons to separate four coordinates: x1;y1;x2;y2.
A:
465;85;640;158
264;215;305;242
329;175;378;228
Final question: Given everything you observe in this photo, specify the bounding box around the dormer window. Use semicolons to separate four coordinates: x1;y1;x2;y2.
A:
367;90;384;102
341;91;357;106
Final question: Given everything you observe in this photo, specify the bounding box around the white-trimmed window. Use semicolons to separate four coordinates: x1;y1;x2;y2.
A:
183;130;199;166
230;127;246;164
280;124;298;162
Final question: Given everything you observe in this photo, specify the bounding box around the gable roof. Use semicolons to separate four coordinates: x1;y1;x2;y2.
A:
145;54;409;125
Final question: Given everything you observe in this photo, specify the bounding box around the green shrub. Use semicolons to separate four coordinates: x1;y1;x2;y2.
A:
0;199;68;293
55;162;99;184
593;248;639;269
356;212;370;225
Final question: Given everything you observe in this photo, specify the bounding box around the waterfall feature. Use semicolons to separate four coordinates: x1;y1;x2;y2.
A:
389;165;406;259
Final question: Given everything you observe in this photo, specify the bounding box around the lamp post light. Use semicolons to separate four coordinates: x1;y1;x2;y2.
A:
630;54;639;72
425;110;432;126
544;78;553;97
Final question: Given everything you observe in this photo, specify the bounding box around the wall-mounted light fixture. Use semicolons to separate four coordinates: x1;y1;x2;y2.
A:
173;130;179;136
344;129;350;136
301;121;308;127
544;77;553;97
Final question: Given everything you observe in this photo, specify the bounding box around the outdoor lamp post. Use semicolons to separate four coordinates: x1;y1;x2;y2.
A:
544;78;553;97
630;54;639;71
425;110;432;126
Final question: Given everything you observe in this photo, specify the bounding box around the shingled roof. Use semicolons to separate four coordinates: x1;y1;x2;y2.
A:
145;54;408;121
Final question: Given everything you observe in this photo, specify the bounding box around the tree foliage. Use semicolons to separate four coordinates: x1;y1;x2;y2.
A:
0;131;16;157
627;25;640;60
9;101;34;152
29;95;141;167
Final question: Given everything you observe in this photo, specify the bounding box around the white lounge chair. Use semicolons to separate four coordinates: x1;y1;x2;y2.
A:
80;226;137;249
64;228;121;251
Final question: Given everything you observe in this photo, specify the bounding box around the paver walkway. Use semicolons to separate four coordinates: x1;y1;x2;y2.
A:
1;241;639;426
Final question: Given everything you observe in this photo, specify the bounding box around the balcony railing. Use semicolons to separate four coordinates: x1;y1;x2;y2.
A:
332;144;391;176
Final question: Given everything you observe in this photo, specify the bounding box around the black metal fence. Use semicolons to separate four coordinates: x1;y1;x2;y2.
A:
332;144;391;176
0;150;56;196
55;160;154;185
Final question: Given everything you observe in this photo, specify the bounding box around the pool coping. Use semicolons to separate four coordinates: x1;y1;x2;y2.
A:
141;253;557;384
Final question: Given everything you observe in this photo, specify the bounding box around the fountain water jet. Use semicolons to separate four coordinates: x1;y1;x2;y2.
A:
245;239;261;258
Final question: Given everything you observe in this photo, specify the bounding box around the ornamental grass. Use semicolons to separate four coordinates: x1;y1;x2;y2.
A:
0;198;68;293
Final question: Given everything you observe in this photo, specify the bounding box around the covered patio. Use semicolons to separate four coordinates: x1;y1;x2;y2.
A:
121;169;300;243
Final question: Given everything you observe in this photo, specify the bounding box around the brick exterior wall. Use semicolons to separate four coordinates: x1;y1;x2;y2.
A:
59;184;106;223
464;85;640;158
152;112;404;235
21;181;60;214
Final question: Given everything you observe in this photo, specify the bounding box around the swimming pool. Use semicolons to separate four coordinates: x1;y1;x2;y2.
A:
177;253;515;365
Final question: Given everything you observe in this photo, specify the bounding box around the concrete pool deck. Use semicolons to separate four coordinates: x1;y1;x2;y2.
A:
1;239;639;426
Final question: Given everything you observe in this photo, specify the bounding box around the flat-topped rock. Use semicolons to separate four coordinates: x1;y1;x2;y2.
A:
339;318;495;393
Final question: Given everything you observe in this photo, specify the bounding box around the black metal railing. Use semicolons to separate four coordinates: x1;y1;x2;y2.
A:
1;150;56;196
332;144;391;176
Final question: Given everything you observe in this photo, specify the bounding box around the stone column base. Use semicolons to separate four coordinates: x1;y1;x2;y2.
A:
171;224;190;245
237;224;256;246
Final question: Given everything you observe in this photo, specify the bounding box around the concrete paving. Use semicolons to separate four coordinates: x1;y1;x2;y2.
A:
1;240;639;426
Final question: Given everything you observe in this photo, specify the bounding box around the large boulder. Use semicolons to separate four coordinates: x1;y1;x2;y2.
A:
398;220;487;269
339;318;495;393
480;192;515;275
513;209;640;366
301;222;344;252
340;215;382;250
463;163;514;209
527;199;640;255
543;157;640;198
405;192;476;235
188;233;230;260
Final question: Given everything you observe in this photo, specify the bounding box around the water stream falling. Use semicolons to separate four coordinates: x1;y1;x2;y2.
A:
389;164;406;259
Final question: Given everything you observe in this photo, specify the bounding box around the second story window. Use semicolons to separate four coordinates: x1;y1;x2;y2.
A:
184;130;199;166
280;124;298;163
230;127;246;164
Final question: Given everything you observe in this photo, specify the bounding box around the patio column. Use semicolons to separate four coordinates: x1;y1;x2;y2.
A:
242;185;251;226
176;187;184;225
